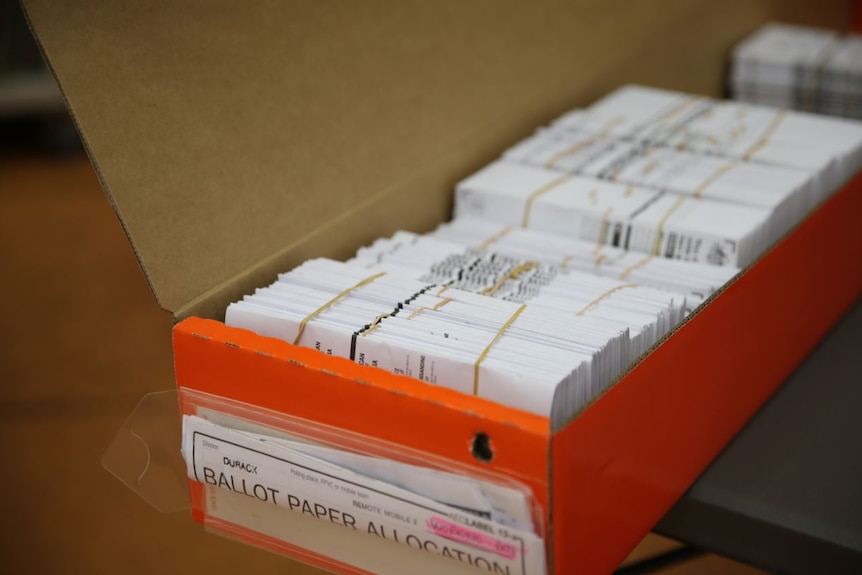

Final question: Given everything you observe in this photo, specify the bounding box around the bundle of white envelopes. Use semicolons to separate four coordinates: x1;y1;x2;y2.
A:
353;223;737;309
227;257;683;427
545;85;862;197
225;85;862;427
730;23;862;120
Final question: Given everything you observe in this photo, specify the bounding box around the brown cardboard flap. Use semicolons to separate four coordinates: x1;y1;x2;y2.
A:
23;0;851;319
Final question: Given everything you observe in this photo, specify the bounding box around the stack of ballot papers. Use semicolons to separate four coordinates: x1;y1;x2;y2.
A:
350;223;738;309
502;128;816;241
730;23;862;120
226;257;687;426
546;85;862;200
454;160;772;267
182;415;547;574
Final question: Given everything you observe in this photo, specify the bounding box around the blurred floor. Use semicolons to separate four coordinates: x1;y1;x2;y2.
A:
0;153;768;574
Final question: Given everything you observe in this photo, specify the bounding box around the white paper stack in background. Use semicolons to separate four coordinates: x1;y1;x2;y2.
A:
454;160;772;267
225;257;687;427
730;23;862;120
548;85;862;199
503;129;815;241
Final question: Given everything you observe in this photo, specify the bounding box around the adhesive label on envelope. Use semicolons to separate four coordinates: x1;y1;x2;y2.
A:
181;415;546;575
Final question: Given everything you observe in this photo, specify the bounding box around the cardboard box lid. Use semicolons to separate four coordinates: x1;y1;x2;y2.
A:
26;0;742;320
32;1;849;321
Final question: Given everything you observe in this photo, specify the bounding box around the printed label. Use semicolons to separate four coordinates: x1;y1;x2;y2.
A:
182;416;546;575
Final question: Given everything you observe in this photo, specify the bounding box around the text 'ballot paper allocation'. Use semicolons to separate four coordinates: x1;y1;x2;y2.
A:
182;415;547;575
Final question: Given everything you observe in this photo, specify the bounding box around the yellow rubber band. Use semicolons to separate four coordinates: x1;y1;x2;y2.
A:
406;297;452;320
480;262;538;296
652;195;686;256
474;304;527;395
601;115;625;132
407;307;430;320
693;160;737;198
618;255;654;280
607;164;626;181
742;110;786;161
593;207;614;254
478;226;513;251
522;174;572;228
362;312;392;337
433;297;453;310
655;96;705;125
545;136;599;169
293;272;386;345
576;284;638;316
640;158;660;176
548;115;624;170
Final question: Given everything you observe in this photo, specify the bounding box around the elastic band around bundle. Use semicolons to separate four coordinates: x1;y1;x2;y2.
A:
293;272;387;345
473;304;527;396
521;174;572;227
576;283;638;316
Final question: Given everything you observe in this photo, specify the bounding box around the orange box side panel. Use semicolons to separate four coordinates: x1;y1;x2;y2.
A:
173;320;552;511
551;172;862;575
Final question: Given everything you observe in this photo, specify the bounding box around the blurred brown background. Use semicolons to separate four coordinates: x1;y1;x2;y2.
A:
0;1;855;573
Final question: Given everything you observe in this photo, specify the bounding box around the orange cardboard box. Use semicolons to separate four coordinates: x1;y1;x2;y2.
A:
171;173;862;574
25;1;862;574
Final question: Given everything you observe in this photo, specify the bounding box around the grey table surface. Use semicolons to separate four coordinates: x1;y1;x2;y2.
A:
656;297;862;574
